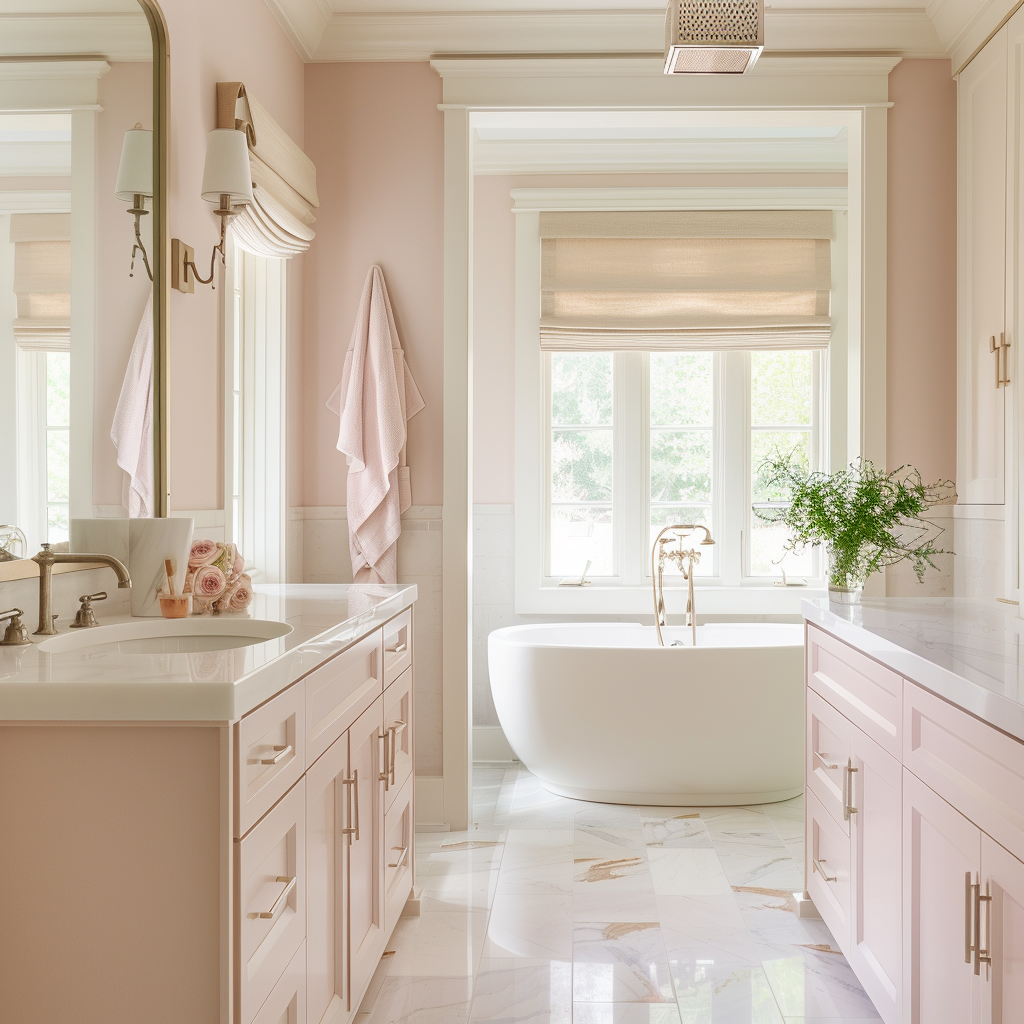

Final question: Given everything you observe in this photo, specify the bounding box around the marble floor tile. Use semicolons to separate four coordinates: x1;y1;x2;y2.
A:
648;849;732;896
362;975;474;1024
506;791;576;829
659;894;761;970
484;894;574;960
574;891;662;924
388;911;489;977
575;853;656;894
731;888;836;948
469;957;572;1023
710;833;804;892
757;943;880;1020
673;965;785;1024
760;796;804;844
496;832;575;895
576;827;649;858
574;1002;684;1024
782;1019;884;1023
420;866;502;911
573;921;676;1003
642;815;714;850
576;801;643;830
419;841;506;878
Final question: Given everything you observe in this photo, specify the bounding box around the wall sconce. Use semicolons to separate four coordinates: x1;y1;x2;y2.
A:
114;124;153;280
172;129;254;293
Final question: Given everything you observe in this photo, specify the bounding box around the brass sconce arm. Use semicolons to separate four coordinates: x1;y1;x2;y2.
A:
172;196;238;293
128;194;154;281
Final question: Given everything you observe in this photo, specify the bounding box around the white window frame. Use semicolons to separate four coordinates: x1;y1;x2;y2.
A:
223;238;288;583
515;186;848;615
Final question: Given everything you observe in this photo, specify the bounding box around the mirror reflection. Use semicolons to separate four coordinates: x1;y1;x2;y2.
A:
0;0;155;556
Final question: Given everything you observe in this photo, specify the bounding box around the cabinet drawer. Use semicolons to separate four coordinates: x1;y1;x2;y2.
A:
807;624;902;758
807;688;855;835
384;774;414;934
236;781;306;1024
235;683;305;837
806;786;851;947
251;941;306;1024
306;630;383;767
383;609;413;687
384;666;413;812
904;680;1024;857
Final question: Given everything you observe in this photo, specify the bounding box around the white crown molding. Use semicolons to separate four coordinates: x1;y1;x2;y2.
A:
0;61;110;111
927;0;1017;71
0;190;71;213
263;0;331;61
509;185;849;210
0;15;151;62
307;7;944;61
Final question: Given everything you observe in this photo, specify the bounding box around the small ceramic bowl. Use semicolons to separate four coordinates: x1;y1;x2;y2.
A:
158;592;192;619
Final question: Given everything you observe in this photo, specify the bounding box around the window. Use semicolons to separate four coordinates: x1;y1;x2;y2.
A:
544;349;823;587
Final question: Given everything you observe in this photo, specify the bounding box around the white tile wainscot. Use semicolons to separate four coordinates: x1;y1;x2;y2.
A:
801;596;1024;1024
0;584;418;1024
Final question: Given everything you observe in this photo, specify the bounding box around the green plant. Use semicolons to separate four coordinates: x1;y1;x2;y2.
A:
754;451;954;589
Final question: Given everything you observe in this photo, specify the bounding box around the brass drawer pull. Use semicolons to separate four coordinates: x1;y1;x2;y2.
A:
388;720;407;785
389;845;409;870
966;871;974;964
812;857;836;883
386;642;407;655
254;875;296;920
813;750;839;771
843;760;858;821
379;730;390;790
974;875;992;975
259;744;292;765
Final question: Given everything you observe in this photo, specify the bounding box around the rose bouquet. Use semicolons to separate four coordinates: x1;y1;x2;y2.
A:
183;540;253;615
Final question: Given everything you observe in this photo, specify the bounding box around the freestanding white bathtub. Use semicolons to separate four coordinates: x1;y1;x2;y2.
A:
488;622;804;806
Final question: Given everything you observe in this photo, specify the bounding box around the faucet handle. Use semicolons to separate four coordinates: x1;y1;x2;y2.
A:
71;592;107;630
0;608;31;647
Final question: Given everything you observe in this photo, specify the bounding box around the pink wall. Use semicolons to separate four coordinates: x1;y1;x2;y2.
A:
887;59;957;484
160;0;305;511
95;62;153;508
302;63;444;508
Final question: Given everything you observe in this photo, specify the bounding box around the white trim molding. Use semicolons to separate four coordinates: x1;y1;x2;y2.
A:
509;186;849;213
0;60;110;112
0;16;151;62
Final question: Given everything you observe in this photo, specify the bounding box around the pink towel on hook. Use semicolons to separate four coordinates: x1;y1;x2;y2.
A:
326;266;424;584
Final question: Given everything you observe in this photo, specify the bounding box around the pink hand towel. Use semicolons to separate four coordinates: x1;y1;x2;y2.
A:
326;266;424;583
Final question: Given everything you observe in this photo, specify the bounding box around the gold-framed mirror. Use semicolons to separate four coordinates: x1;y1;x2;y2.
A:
0;0;169;578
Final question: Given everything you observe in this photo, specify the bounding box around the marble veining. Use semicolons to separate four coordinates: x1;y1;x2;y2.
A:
363;769;881;1024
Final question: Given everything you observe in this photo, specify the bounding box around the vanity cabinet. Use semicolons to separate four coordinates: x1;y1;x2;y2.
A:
805;622;1024;1024
0;602;416;1024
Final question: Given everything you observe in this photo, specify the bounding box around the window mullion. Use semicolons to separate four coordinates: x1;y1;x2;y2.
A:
615;351;644;585
720;350;747;586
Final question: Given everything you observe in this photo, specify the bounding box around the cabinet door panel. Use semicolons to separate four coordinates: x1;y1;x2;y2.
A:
348;694;386;1012
958;26;1008;504
806;786;851;944
903;769;981;1024
850;729;902;1024
807;687;855;835
982;835;1024;1024
305;732;348;1024
384;666;414;812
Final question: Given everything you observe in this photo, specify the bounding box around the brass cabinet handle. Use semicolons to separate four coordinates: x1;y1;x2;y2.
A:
379;730;390;789
812;857;836;883
254;875;296;920
975;876;993;974
341;771;359;842
259;744;292;765
386;642;407;655
991;333;1011;388
388;720;407;786
843;760;858;821
389;845;409;870
966;871;975;964
813;750;839;771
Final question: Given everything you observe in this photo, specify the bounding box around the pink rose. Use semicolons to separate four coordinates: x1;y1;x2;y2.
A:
232;548;245;577
188;539;220;569
183;568;195;593
191;564;227;600
216;573;253;613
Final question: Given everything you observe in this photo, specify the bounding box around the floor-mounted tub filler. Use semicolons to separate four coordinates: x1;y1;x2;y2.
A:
488;620;804;806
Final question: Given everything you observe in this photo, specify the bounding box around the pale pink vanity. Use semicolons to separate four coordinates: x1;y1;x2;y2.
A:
802;598;1024;1024
0;584;417;1024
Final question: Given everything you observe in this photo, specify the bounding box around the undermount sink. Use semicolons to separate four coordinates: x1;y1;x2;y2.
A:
37;617;294;655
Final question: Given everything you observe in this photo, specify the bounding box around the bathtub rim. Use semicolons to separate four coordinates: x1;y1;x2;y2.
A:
542;780;804;806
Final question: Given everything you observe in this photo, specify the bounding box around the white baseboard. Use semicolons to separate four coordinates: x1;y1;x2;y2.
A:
474;725;517;763
415;776;446;829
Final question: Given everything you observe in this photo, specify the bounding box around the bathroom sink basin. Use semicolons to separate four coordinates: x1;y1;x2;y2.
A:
37;618;294;655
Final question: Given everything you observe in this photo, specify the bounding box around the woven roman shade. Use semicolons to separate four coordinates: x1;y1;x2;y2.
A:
539;210;834;351
217;82;318;257
11;213;71;351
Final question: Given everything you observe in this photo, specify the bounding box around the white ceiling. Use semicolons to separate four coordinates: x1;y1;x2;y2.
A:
266;0;1013;70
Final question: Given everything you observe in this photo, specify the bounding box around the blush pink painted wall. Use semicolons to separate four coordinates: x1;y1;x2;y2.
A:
160;0;305;511
887;59;957;484
301;63;444;508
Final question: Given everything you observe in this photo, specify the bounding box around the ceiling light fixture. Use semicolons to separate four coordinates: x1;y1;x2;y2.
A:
663;0;764;76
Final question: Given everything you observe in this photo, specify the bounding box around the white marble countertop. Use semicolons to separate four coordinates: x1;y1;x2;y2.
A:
803;596;1024;742
0;583;417;722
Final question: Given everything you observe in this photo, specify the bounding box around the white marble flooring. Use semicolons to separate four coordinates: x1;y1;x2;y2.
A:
362;768;880;1024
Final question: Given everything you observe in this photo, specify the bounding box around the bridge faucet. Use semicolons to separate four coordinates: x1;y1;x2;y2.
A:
31;543;132;636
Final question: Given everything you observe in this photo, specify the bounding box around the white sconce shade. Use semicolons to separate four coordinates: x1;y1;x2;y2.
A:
114;126;153;201
201;129;254;205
